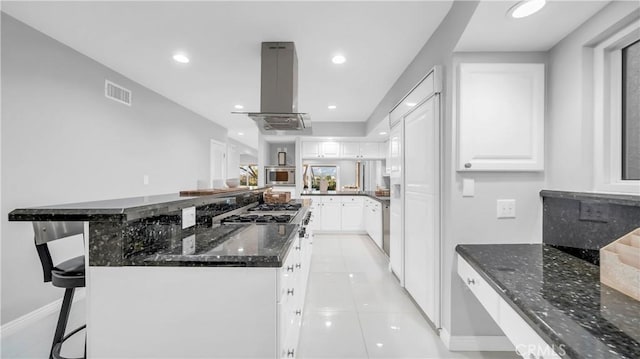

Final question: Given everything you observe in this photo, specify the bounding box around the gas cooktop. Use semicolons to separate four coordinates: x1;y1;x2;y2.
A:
248;203;302;212
222;214;294;224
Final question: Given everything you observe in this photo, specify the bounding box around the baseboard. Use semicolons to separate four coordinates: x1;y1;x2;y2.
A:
1;288;85;338
440;327;514;352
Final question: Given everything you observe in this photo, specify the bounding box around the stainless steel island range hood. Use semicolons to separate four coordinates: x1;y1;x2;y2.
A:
235;42;311;134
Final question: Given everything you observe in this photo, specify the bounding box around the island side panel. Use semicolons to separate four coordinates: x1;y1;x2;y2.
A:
86;266;278;358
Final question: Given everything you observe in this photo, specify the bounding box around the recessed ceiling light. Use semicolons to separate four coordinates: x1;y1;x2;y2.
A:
332;55;346;64
508;0;546;19
328;105;337;110
406;102;417;107
237;132;244;136
172;53;190;64
234;104;244;110
379;131;388;135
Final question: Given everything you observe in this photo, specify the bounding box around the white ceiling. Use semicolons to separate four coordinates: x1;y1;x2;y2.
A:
1;1;453;146
2;1;619;149
456;0;610;52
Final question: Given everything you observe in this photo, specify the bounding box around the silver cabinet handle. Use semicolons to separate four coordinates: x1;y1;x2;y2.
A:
295;310;302;316
287;349;295;357
295;246;301;251
464;163;472;168
467;278;475;285
287;288;294;296
287;265;294;272
296;263;301;269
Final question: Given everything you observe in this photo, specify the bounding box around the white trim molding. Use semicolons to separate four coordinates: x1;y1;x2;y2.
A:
1;289;85;339
440;327;515;352
593;18;640;194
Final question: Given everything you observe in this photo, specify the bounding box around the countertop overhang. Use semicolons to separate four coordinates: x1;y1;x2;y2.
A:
8;187;270;222
456;243;640;359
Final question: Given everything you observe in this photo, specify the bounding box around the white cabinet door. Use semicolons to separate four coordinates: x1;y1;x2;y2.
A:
302;142;321;158
341;142;360;159
389;198;403;281
403;95;440;327
360;142;381;159
321;142;340;158
341;197;364;231
384;140;391;175
458;63;544;171
389;124;403;181
320;202;342;231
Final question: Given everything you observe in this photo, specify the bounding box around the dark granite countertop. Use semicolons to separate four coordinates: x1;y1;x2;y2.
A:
541;190;640;207
136;223;300;267
8;187;269;222
300;190;390;202
456;244;640;359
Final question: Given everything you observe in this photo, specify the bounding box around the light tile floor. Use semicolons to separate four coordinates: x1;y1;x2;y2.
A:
1;294;86;359
298;234;519;359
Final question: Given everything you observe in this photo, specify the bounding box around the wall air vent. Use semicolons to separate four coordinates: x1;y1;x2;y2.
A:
104;80;132;106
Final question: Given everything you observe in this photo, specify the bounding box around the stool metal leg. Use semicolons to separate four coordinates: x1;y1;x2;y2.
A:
50;288;74;359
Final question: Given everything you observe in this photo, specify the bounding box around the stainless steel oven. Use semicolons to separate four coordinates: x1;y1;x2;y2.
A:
265;166;296;185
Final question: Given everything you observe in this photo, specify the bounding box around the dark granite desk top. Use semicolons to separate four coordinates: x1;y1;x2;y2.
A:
540;190;640;207
300;190;390;203
8;187;269;222
137;223;299;267
456;244;640;359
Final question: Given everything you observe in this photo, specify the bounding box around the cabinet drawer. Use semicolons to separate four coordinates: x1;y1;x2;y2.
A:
278;242;300;302
498;301;561;359
340;196;363;203
457;256;500;321
320;196;338;203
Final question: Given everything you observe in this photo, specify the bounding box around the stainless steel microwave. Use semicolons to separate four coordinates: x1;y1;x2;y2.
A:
265;166;296;185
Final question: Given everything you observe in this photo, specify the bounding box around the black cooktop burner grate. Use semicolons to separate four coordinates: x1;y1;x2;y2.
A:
222;214;293;224
248;203;302;212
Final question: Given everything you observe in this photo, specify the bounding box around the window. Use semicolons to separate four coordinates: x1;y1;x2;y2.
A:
309;166;337;190
239;165;258;186
622;40;640;180
594;19;640;193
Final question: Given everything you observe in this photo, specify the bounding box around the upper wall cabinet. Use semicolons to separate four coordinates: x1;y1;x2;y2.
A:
302;141;384;160
302;141;340;158
458;63;545;171
341;142;382;159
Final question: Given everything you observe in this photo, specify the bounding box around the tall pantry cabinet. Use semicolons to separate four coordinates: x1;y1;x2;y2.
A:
388;67;441;328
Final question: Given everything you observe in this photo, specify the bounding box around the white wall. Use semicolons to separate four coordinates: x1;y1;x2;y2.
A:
446;52;548;337
546;2;640;192
1;14;228;324
360;0;548;341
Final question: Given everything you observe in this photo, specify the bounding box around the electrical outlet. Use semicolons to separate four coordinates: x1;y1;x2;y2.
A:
580;201;609;222
497;199;516;218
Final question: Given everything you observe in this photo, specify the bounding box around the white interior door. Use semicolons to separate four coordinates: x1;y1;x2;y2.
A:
403;95;440;327
210;140;227;187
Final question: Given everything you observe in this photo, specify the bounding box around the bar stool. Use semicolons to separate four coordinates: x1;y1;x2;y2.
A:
33;222;86;359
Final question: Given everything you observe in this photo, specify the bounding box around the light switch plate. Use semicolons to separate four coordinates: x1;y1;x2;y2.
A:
462;178;475;197
497;199;516;218
182;206;196;229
